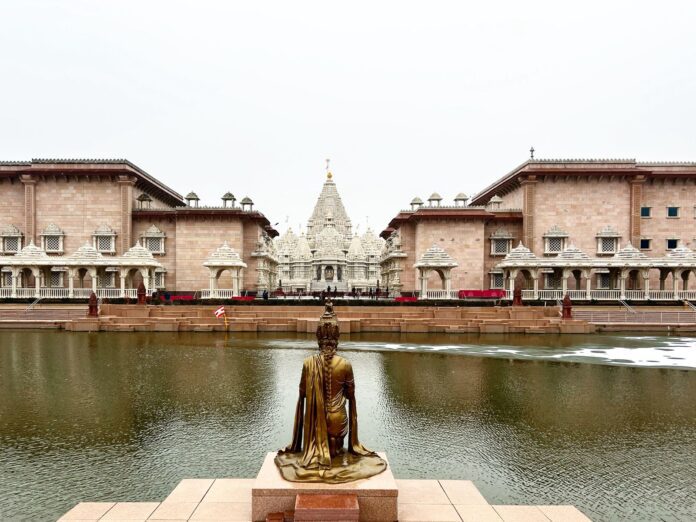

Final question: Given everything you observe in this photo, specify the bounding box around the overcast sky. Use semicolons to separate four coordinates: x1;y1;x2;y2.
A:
1;1;695;235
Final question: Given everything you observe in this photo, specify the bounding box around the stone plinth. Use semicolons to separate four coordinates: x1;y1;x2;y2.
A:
252;452;397;522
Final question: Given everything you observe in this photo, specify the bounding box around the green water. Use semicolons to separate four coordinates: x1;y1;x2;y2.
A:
1;331;695;521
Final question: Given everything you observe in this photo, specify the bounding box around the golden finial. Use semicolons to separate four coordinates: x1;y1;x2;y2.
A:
325;158;333;180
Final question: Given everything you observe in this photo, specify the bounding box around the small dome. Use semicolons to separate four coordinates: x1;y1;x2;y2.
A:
504;242;538;261
489;195;503;203
123;241;155;260
203;241;247;267
454;192;468;201
666;245;696;259
136;193;152;202
14;242;49;261
185;191;199;200
68;242;104;261
428;192;442;201
240;196;253;205
222;192;236;201
558;244;590;260
411;197;423;205
42;223;64;235
613;242;648;260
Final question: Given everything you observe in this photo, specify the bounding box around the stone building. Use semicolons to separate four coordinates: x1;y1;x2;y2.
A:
381;159;696;300
274;171;383;293
0;159;277;299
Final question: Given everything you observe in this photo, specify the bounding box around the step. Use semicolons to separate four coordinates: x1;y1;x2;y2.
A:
294;493;359;521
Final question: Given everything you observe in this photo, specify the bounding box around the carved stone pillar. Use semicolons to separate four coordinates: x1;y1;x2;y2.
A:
20;175;37;244
117;176;136;253
520;175;537;251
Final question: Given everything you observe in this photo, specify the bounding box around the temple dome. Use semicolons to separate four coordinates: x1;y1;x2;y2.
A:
203;241;247;267
613;242;648;260
347;235;366;260
14;242;49;261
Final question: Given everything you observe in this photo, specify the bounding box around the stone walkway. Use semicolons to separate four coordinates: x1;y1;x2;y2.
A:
58;478;591;521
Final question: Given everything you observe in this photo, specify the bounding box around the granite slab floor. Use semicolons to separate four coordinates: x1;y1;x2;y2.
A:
58;478;591;522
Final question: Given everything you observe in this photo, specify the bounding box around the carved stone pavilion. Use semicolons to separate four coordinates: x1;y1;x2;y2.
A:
274;171;383;293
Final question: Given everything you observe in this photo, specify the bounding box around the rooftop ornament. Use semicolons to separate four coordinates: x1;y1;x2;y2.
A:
488;194;503;210
240;196;254;211
185;192;200;207
454;193;468;207
410;197;424;210
427;193;442;207
221;192;236;208
136;193;152;209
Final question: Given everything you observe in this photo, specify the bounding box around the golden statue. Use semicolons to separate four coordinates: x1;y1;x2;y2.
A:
275;300;387;483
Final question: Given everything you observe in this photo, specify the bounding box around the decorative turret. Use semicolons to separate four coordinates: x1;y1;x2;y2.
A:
454;193;468;207
410;197;424;210
240;197;254;211
136;192;152;209
427;193;442;207
185;192;199;207
488;194;503;210
222;192;236;208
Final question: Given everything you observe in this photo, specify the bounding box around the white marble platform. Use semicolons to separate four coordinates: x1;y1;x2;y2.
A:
59;475;592;521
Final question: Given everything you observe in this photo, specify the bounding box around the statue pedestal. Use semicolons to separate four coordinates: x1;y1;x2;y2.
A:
252;452;398;521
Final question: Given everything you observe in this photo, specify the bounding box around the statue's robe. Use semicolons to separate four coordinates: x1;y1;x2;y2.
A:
275;354;387;483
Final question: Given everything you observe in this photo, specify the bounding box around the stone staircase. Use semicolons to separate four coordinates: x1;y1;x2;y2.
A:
60;305;594;334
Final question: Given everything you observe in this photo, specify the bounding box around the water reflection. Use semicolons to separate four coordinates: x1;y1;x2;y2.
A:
0;331;695;521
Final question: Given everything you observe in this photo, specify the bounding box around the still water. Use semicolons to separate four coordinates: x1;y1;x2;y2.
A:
1;331;695;521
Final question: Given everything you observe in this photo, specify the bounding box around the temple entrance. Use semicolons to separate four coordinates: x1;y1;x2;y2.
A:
324;266;334;281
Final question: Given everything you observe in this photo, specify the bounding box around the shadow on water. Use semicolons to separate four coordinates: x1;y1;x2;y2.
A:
0;330;695;520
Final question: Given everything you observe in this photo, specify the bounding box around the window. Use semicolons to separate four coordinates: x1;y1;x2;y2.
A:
544;237;565;254
667;238;679;250
1;272;11;287
98;272;116;288
597;273;612;289
3;236;20;253
154;271;165;289
0;224;23;254
598;237;618;254
40;224;64;254
545;273;561;289
491;238;512;255
542;225;568;255
145;236;164;253
141;225;166;254
93;225;117;254
639;239;651;250
667;207;679;218
640;207;651;218
95;235;115;253
490;273;504;289
49;272;64;288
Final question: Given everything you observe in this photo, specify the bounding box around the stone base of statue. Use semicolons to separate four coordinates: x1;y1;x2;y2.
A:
252;452;398;521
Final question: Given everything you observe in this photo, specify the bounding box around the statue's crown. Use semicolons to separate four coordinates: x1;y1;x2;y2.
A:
316;299;340;343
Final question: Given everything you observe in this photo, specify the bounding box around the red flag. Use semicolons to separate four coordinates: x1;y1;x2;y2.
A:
214;306;226;318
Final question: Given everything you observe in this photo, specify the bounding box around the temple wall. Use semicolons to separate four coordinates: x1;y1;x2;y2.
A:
0;179;26;235
414;219;486;291
532;178;631;256
499;186;523;210
174;217;243;291
242;222;261;290
640;178;696;255
35;178;122;253
483;220;523;288
132;218;177;289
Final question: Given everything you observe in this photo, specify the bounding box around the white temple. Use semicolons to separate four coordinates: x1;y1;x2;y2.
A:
275;171;383;293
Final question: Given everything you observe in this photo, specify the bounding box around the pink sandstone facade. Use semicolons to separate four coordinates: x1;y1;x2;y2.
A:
2;157;696;302
0;160;278;297
381;159;696;301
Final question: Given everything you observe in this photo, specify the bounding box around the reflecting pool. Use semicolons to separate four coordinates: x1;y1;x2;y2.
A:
1;331;695;521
